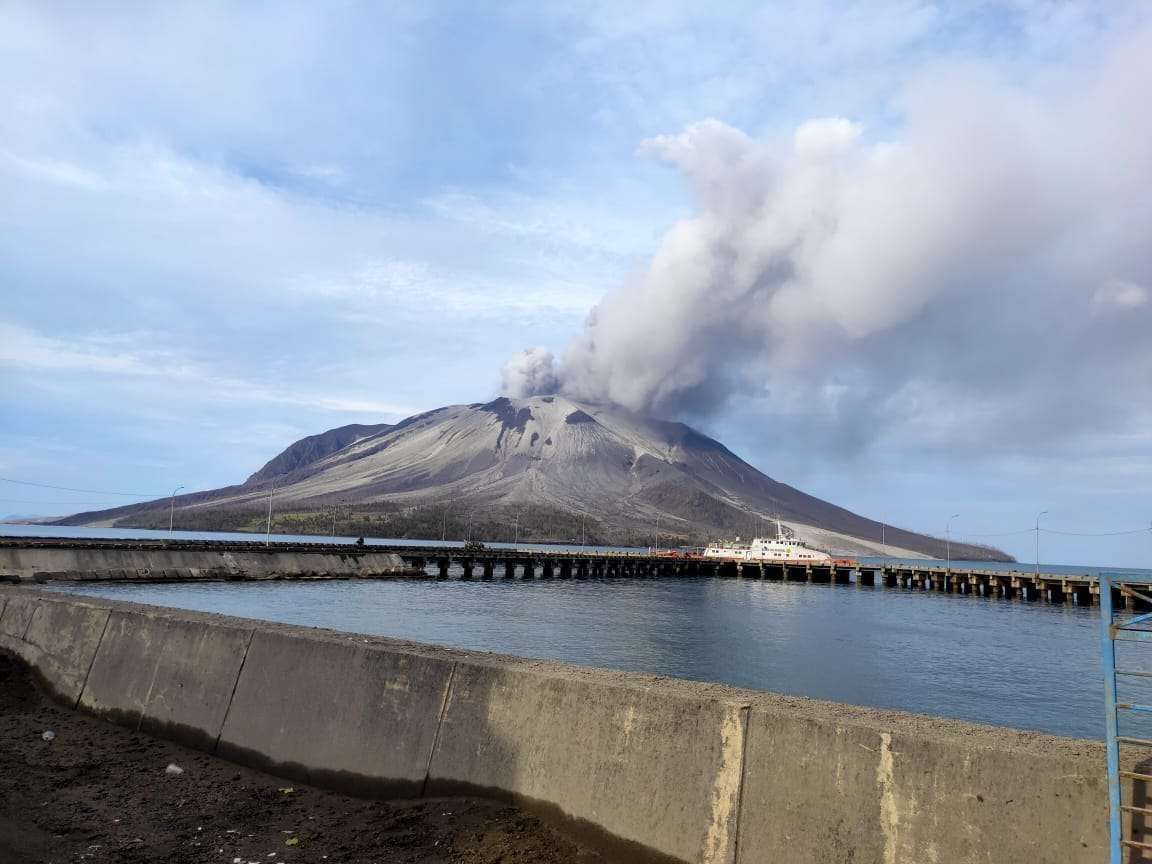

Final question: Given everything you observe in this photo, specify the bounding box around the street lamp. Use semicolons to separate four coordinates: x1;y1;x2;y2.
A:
168;485;184;535
513;510;519;545
655;514;660;553
264;479;277;546
1035;510;1049;576
945;514;960;572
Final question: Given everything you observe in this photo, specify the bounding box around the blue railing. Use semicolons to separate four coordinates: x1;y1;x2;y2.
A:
1100;572;1152;862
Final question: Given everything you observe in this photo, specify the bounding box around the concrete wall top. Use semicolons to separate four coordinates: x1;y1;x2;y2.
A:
0;585;1110;864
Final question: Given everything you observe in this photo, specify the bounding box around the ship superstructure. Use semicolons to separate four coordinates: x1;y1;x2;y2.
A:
702;518;834;564
702;537;832;563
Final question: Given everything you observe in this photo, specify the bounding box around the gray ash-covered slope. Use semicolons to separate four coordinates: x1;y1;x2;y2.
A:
247;422;393;484
63;396;1004;559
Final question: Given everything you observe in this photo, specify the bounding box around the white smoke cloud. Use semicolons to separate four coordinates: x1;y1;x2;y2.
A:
506;29;1152;452
501;347;559;398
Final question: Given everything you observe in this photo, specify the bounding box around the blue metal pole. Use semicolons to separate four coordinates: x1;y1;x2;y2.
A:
1100;573;1122;864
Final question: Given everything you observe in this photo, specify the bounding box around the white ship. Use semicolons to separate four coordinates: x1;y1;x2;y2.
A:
703;519;834;564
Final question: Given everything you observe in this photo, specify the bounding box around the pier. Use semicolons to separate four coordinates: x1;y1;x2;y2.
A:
0;536;1136;607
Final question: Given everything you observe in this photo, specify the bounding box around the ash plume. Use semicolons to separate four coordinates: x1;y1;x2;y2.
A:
504;31;1152;453
501;347;559;399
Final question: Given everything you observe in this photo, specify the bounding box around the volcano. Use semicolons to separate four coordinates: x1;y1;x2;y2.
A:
59;395;1007;560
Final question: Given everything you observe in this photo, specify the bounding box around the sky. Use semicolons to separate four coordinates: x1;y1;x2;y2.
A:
2;1;1150;567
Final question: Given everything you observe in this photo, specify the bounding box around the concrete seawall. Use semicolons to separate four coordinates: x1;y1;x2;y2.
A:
0;543;417;582
0;586;1110;863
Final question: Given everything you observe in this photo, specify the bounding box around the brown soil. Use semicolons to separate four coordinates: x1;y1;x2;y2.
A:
0;654;605;864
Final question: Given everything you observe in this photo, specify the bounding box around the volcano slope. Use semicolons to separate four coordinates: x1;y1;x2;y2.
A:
62;395;1006;560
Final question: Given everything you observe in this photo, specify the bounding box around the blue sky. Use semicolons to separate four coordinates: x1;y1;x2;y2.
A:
2;1;1150;566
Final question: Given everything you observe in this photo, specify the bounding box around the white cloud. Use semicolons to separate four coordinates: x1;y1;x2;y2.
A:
0;323;414;418
792;117;862;158
1093;279;1149;311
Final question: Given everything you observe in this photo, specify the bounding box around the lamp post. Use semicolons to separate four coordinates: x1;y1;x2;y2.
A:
655;514;660;553
580;513;586;549
330;499;343;542
513;510;519;545
1035;510;1049;577
264;479;277;546
168;485;184;535
945;514;960;572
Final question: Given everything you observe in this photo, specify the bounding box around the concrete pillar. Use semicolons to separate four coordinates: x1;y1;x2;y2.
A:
858;569;876;587
460;559;473;580
541;560;553;579
481;560;494;580
833;568;851;585
437;558;450;579
523;560;536;579
503;559;517;578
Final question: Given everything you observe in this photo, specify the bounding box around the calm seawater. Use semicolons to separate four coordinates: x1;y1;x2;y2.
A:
45;576;1143;741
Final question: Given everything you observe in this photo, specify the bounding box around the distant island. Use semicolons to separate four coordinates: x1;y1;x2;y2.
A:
57;396;1012;561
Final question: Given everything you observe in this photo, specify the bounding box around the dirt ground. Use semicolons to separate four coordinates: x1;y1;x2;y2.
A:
0;654;605;864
